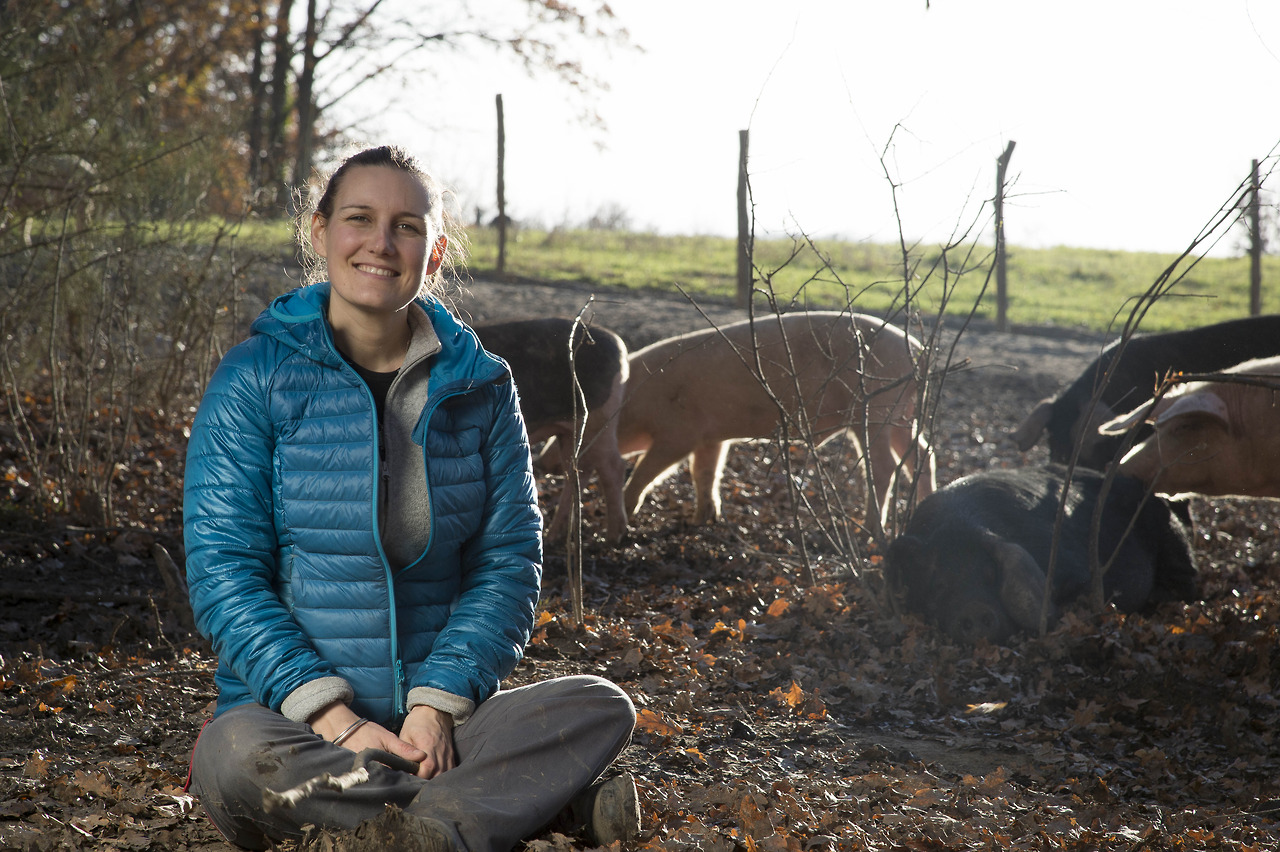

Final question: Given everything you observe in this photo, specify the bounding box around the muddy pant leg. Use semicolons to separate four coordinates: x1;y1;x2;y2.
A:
189;704;428;850
189;676;635;852
409;674;636;852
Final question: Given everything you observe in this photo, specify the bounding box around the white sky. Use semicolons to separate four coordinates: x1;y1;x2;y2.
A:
370;0;1280;257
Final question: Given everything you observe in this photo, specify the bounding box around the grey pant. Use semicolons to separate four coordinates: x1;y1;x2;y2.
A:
189;675;636;852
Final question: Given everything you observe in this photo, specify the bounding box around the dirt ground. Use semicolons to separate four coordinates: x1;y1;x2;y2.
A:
2;276;1278;851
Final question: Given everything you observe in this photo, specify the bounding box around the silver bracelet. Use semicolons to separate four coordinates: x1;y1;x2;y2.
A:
331;717;368;747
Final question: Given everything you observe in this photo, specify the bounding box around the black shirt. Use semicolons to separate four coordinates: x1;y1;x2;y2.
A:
346;359;397;426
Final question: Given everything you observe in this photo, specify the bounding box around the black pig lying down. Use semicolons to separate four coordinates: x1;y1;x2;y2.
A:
885;465;1198;644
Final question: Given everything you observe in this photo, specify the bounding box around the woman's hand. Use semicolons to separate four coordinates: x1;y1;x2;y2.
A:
400;705;456;779
308;702;428;772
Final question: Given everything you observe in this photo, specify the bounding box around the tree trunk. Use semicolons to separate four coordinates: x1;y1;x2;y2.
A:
265;0;296;212
496;93;507;275
293;0;320;215
246;0;268;190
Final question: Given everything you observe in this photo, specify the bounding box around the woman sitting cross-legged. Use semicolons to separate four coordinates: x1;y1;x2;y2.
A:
182;144;639;852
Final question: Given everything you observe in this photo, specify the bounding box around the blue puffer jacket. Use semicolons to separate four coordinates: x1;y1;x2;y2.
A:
183;283;541;726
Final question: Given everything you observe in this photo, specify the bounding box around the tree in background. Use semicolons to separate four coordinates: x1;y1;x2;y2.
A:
2;1;627;219
2;1;263;222
245;0;629;213
0;1;627;524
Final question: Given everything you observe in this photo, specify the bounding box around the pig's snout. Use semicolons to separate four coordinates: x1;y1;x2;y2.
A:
1117;433;1216;493
939;594;1015;645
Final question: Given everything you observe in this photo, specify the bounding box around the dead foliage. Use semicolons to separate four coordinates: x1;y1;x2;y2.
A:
1;326;1278;851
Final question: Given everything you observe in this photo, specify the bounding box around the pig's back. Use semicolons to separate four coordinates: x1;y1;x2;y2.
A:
623;311;916;438
624;325;777;438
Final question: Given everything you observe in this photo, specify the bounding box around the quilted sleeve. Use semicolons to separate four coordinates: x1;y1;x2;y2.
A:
183;345;346;714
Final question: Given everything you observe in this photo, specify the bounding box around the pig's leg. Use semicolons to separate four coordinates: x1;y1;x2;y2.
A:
545;444;626;545
689;440;730;524
533;435;564;475
865;425;896;536
888;415;936;504
539;427;580;542
545;471;574;542
579;427;628;545
623;439;697;522
544;397;630;544
592;378;630;544
912;431;936;501
545;458;583;543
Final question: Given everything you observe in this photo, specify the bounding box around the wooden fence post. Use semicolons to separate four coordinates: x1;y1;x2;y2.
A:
496;94;507;276
736;129;751;309
994;140;1016;332
1250;158;1262;317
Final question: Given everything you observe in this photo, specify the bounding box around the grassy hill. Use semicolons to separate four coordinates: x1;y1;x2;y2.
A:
461;228;1279;334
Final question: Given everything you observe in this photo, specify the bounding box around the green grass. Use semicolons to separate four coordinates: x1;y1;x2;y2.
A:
463;228;1280;334
223;216;297;253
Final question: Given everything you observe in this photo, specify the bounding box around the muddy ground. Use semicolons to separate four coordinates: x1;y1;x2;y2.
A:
1;276;1277;851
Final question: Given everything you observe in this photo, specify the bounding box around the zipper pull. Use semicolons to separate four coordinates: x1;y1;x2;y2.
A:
395;658;406;712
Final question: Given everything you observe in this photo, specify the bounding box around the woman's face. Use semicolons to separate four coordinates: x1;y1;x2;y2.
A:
310;164;446;319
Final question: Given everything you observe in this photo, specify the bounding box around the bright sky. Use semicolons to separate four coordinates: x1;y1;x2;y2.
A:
373;0;1280;257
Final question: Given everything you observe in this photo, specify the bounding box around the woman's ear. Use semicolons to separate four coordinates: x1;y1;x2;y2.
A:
309;212;329;261
425;234;448;275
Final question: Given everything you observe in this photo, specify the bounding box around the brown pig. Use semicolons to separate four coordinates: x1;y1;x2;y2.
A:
615;311;935;535
1098;355;1280;499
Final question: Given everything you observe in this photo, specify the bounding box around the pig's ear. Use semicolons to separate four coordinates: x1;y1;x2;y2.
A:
1153;391;1229;429
1098;397;1162;435
986;536;1053;633
1011;399;1054;451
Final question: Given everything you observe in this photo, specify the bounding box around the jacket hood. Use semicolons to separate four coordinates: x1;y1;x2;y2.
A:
250;282;509;388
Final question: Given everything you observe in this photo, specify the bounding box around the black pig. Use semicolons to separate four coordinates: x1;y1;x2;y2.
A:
474;318;630;543
1010;315;1280;469
885;466;1198;644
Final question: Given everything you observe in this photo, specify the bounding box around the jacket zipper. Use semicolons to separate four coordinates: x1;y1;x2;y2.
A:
390;387;464;715
343;359;406;718
327;321;500;720
388;375;491;716
382;428;405;712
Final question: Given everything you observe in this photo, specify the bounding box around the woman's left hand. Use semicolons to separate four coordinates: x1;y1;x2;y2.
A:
400;705;457;779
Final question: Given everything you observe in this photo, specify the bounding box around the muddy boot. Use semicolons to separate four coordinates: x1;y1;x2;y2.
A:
335;805;459;852
570;773;641;845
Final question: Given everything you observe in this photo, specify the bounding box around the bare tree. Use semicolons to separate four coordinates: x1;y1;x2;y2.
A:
254;0;631;208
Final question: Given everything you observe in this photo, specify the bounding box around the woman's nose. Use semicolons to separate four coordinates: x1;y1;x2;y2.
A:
369;223;395;254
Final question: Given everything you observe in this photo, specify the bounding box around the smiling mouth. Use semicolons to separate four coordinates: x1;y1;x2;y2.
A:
355;264;397;278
